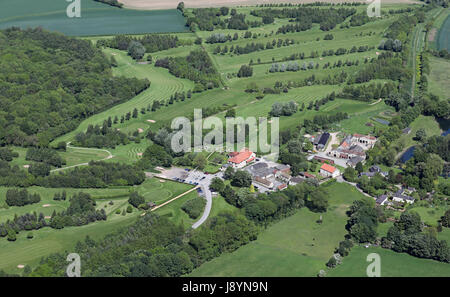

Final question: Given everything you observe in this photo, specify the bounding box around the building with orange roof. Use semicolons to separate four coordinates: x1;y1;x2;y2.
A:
319;163;340;178
227;149;256;168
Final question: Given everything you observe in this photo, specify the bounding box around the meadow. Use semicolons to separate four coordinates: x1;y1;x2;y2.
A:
189;182;367;276
0;0;188;36
327;246;450;277
428;56;450;100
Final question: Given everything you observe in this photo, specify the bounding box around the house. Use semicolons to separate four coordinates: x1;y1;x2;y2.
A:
276;171;292;183
402;127;412;134
253;176;274;190
392;189;415;204
369;165;388;177
277;183;288;191
289;176;305;186
376;195;388;205
228;149;256;168
313;134;322;146
319;163;340;178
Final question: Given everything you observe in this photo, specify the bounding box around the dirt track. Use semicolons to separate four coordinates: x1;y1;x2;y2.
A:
119;0;420;10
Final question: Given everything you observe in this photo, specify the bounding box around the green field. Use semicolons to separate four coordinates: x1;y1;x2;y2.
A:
327;246;450;277
189;182;367;277
428;56;450;100
0;0;188;36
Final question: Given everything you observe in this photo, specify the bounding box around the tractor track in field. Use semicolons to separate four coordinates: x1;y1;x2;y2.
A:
50;143;114;173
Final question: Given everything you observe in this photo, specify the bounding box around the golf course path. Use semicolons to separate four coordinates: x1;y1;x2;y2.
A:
50;143;113;172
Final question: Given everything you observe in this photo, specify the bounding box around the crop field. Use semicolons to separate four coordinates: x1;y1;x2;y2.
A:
437;14;450;51
0;0;188;36
327;246;450;277
189;182;367;277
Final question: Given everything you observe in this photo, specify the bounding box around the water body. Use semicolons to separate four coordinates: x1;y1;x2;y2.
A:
399;146;415;163
0;0;188;36
437;14;450;51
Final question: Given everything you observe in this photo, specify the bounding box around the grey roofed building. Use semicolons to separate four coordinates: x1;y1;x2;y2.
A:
376;195;388;205
347;156;365;167
253;168;275;179
313;134;322;145
317;132;330;147
249;162;268;171
360;172;376;178
289;176;305;185
402;127;412;134
369;165;381;173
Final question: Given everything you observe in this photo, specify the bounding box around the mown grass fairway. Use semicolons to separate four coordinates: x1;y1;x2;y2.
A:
327;246;450;277
189;182;366;276
0;0;188;36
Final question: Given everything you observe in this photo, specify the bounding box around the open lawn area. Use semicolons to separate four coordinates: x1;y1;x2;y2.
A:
428;56;450;100
327;246;450;277
189;182;367;276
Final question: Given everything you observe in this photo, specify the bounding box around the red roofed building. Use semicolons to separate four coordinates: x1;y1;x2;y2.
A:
319;163;340;178
228;149;256;168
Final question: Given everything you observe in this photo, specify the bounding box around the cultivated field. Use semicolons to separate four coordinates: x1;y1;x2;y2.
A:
0;0;188;36
120;0;420;10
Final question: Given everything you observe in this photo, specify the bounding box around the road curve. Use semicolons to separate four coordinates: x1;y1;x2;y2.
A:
192;185;212;229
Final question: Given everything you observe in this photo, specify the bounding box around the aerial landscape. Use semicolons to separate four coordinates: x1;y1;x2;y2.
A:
0;0;449;284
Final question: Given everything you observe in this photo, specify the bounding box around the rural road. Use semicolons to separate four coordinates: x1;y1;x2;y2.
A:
50;142;113;172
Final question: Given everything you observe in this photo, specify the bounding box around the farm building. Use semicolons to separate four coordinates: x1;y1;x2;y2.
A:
228;149;256;168
319;163;340;178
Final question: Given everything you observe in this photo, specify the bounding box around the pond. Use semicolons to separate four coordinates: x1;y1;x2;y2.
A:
399;146;415;164
0;0;188;36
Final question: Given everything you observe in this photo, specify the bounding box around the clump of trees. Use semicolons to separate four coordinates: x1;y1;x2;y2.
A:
384;211;450;263
237;65;253;78
97;34;181;53
155;49;220;92
0;148;18;162
269;101;298;117
73;123;130;149
5;189;41;207
182;197;206;219
26;148;66;168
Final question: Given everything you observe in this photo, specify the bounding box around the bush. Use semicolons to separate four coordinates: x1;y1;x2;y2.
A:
181;197;206;219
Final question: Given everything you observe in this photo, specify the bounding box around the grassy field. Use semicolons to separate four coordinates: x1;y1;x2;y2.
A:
0;0;188;36
395;115;442;158
327;246;450;277
428;56;450;100
189;182;367;276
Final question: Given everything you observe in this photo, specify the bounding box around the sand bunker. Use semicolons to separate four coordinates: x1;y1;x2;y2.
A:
23;165;30;169
137;153;143;156
138;128;144;133
159;179;166;183
42;204;51;207
45;216;51;219
17;265;25;269
147;120;156;123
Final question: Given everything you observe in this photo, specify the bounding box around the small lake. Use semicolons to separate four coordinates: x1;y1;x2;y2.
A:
399;146;415;163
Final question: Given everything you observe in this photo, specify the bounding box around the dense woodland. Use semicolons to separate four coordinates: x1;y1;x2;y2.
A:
27;212;258;276
0;28;150;147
